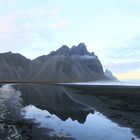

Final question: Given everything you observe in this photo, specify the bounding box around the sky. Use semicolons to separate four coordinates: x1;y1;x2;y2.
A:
0;0;140;81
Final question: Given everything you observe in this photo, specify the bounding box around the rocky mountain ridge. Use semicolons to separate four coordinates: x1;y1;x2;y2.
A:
0;43;116;82
49;43;94;56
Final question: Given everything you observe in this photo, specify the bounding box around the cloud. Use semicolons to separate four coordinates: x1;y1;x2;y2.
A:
37;8;60;17
49;21;68;29
104;61;140;74
0;6;67;36
0;8;66;58
0;0;16;3
22;22;33;30
0;13;23;39
0;10;35;34
98;32;140;67
49;9;60;17
102;34;140;76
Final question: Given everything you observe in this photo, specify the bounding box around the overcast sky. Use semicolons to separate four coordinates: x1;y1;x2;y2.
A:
0;0;140;81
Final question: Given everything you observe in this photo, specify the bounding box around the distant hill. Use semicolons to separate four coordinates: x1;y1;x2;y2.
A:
0;43;115;82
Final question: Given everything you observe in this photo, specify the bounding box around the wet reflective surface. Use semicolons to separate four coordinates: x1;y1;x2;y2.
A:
0;84;140;140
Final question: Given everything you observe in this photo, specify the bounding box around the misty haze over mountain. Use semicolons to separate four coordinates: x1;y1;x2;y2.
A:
0;43;117;82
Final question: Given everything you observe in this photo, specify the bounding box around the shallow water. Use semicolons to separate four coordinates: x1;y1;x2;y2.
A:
0;84;140;140
22;105;137;140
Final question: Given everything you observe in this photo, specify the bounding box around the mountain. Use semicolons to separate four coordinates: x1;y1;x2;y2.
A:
0;43;112;82
30;43;110;82
0;52;31;81
104;69;118;81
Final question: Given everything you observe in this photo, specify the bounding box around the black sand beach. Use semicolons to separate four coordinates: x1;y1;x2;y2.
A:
0;83;140;140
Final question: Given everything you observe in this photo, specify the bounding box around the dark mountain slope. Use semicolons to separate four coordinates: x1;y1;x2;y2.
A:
0;43;113;82
0;52;31;81
30;43;110;82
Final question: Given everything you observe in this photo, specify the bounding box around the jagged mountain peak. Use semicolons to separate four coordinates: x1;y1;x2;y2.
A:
49;45;70;56
104;69;118;81
71;43;89;55
49;43;94;56
71;43;87;50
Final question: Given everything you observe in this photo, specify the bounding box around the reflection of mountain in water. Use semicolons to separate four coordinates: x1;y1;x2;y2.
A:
70;93;140;138
0;84;94;139
17;85;94;123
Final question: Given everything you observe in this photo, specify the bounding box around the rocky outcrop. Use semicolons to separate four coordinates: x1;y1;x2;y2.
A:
104;69;118;81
